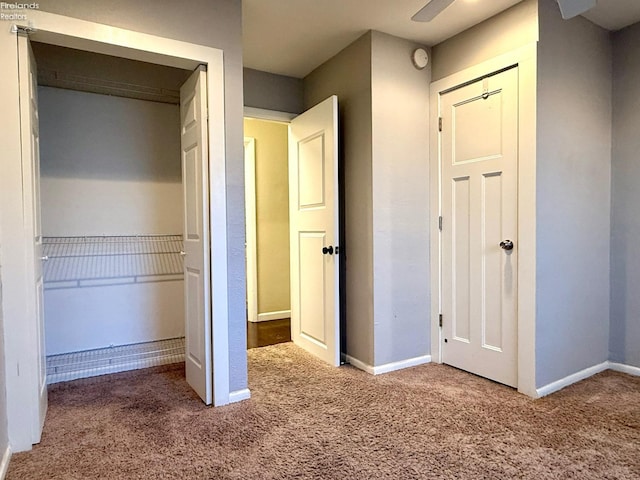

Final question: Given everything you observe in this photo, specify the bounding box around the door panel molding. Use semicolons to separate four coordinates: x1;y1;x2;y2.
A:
429;44;538;397
288;95;340;366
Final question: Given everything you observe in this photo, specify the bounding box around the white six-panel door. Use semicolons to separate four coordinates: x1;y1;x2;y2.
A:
440;67;519;387
288;96;340;366
18;34;48;443
180;66;213;404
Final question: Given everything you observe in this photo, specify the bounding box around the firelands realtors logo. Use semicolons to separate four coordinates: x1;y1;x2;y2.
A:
1;2;40;21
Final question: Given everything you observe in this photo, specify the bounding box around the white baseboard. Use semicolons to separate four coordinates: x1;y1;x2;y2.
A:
346;354;432;375
536;362;609;398
228;388;251;403
608;362;640;376
345;355;375;374
252;310;291;323
0;445;11;480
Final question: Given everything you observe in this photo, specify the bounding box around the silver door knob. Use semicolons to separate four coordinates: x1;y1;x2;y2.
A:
40;255;49;261
180;251;186;256
499;240;514;251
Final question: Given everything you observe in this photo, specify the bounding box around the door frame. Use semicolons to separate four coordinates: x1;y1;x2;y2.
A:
0;10;229;452
244;137;258;323
429;43;538;397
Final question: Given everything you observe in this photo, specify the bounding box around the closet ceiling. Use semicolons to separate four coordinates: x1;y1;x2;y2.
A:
244;0;640;78
31;42;192;104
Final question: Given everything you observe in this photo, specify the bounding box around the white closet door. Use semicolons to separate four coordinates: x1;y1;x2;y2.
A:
18;33;47;442
180;66;212;404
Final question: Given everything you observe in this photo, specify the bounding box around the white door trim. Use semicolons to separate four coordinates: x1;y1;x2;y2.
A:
1;10;229;452
429;43;538;397
244;137;258;323
244;106;297;123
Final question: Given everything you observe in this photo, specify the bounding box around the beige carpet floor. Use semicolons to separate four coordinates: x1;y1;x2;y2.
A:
7;343;640;479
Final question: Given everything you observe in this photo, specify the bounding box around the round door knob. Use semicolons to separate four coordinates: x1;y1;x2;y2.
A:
322;246;334;255
499;240;514;251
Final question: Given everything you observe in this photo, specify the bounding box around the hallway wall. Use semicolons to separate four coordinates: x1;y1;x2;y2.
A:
610;21;640;369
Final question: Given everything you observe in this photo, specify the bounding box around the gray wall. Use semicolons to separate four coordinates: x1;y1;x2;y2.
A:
431;0;538;81
39;0;248;392
304;32;374;365
610;21;640;368
0;258;8;461
39;87;182;236
304;31;431;367
244;68;304;114
370;32;430;365
536;0;612;387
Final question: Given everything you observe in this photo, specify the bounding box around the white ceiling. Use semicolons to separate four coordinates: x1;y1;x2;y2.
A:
581;0;640;31
243;0;640;79
243;0;523;78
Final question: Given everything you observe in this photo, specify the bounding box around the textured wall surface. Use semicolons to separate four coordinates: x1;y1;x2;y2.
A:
431;0;538;81
244;68;304;114
610;21;640;368
39;87;182;236
244;118;291;315
370;32;431;366
536;0;612;387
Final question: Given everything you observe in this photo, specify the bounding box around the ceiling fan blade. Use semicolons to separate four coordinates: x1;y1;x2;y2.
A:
411;0;456;22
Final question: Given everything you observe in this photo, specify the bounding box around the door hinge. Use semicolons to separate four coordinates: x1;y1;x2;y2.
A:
439;314;443;328
438;117;442;132
438;216;442;231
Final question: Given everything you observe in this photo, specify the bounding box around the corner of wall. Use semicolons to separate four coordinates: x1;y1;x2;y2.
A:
369;31;431;366
535;0;613;387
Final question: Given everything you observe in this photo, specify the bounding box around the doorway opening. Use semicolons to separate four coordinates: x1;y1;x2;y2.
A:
244;116;293;350
243;97;341;367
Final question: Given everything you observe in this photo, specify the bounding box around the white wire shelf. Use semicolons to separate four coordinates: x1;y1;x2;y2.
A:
43;234;184;288
46;337;185;384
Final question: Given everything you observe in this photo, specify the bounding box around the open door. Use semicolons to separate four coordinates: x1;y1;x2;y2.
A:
180;66;213;404
18;33;47;442
288;96;340;366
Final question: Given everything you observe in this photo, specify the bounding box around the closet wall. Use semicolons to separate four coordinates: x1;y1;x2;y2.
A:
39;86;185;356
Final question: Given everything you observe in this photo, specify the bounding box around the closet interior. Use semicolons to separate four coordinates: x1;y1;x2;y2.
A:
33;42;193;383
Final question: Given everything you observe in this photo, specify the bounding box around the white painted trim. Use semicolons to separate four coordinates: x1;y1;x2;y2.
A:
244;106;296;123
536;362;609;398
244;137;258;323
347;355;431;375
345;355;375;374
429;43;538;398
254;310;291;323
1;10;230;452
228;388;251;403
608;362;640;376
0;445;11;480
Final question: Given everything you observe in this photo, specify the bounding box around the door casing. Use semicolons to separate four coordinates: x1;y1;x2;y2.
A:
1;10;228;452
429;43;538;397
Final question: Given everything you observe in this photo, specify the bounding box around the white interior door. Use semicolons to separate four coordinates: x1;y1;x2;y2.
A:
180;66;212;404
289;96;340;366
18;34;47;442
440;67;519;387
